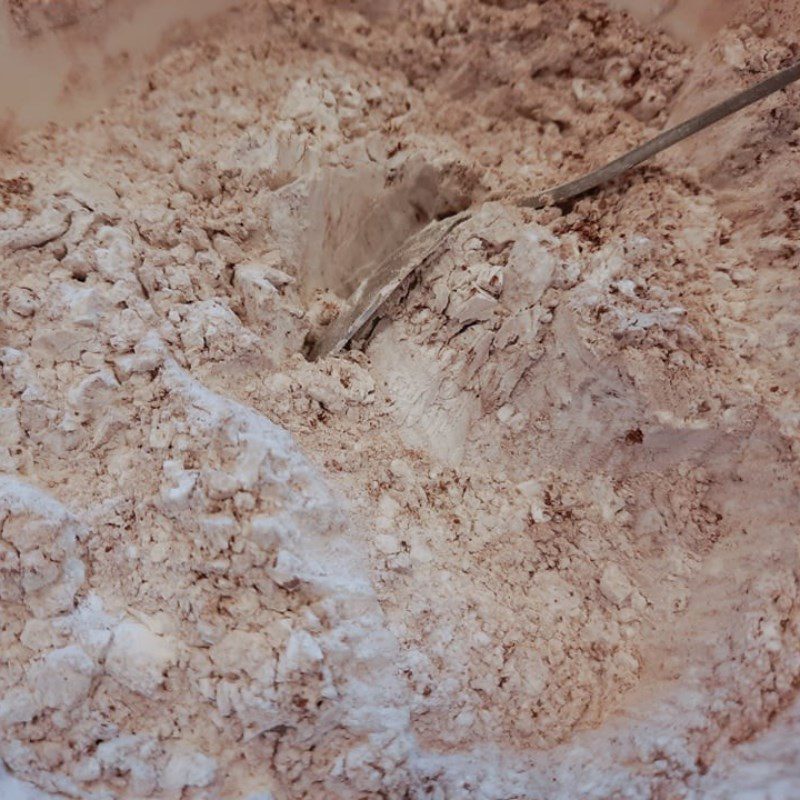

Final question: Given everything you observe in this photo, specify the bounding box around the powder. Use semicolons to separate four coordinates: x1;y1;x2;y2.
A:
0;0;799;798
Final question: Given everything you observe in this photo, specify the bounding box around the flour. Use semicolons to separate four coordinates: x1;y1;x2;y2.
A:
1;0;800;798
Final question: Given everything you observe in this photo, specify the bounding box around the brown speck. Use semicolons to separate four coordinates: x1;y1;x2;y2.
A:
625;428;644;444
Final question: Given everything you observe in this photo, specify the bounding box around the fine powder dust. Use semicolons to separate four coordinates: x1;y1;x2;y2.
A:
1;1;799;799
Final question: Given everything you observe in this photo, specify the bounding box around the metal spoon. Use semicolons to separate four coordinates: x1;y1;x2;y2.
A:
310;60;800;361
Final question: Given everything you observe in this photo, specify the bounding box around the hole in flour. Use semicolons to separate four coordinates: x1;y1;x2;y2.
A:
264;158;475;359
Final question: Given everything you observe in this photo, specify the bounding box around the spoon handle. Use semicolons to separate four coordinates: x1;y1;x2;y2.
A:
520;60;800;209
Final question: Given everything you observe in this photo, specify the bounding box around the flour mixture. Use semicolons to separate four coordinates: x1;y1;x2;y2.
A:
1;1;799;798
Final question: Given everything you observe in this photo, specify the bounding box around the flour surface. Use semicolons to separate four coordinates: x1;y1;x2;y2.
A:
1;1;799;798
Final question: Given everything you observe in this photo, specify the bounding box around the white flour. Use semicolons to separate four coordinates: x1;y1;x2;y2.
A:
1;0;799;798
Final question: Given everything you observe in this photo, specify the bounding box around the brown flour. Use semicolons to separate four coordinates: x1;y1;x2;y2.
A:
1;1;799;798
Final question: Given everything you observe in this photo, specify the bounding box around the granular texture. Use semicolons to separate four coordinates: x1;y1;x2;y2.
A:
1;1;799;798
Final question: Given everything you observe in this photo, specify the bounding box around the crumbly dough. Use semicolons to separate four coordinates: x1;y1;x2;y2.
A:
1;1;799;798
